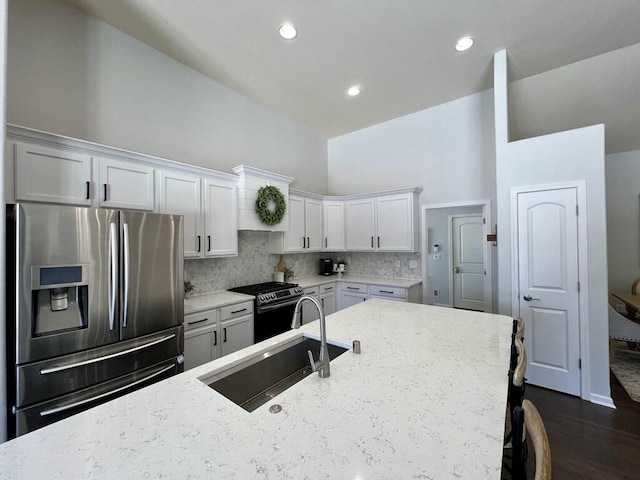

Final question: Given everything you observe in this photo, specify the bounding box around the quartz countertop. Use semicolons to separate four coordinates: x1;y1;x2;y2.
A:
184;290;255;315
0;300;511;479
296;274;422;289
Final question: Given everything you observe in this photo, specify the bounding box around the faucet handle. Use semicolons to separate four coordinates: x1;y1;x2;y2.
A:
307;350;318;372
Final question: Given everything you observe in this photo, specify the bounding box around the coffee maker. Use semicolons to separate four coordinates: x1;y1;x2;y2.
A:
319;258;334;276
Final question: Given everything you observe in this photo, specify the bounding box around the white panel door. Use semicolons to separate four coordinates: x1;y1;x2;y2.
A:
305;198;323;252
452;215;484;311
15;143;92;206
517;188;581;396
376;194;412;251
98;158;155;211
159;170;202;258
323;201;345;251
204;179;238;257
346;198;375;251
283;194;306;252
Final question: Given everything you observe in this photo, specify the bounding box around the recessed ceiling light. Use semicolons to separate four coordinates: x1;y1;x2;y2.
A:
278;23;298;40
455;36;474;52
347;85;361;97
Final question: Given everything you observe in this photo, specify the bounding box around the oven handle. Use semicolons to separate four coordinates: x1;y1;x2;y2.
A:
257;297;302;313
39;364;175;417
39;333;177;375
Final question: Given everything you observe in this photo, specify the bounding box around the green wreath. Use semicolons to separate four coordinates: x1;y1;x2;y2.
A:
255;185;286;226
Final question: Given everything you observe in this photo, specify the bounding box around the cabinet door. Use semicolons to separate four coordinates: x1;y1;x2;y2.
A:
376;194;413;251
98;158;155;211
204;179;238;257
323;201;345;251
184;324;219;371
340;292;367;310
346;198;375;251
305;198;323;252
15;143;92;206
159;170;202;258
221;316;253;356
283;194;306;252
319;292;337;316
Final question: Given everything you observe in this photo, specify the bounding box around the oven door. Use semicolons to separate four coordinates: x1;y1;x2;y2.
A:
254;297;301;343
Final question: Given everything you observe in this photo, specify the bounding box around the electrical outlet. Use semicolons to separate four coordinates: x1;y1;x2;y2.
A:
433;289;439;297
409;260;418;269
433;253;441;261
395;260;401;268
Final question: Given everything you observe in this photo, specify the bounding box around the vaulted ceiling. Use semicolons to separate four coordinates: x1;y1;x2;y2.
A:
68;0;640;151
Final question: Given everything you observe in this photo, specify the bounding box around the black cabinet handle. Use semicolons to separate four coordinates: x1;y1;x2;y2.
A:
85;181;90;200
197;236;201;252
378;237;380;248
325;237;327;248
324;286;333;291
307;237;310;248
380;290;394;294
302;237;306;248
231;308;247;314
371;236;374;248
347;286;359;290
213;330;217;346
187;317;208;326
207;235;211;252
103;184;108;201
223;327;227;343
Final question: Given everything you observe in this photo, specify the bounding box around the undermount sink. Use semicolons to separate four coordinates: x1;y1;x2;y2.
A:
204;336;348;412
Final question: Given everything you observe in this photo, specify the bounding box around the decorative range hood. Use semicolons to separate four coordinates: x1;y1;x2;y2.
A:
233;165;294;232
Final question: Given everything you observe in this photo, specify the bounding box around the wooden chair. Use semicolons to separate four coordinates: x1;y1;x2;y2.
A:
511;400;552;480
631;277;640;295
505;338;527;448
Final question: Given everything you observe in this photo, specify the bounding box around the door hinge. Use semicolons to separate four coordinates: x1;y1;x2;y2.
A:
578;281;581;292
576;205;579;216
579;358;582;369
483;217;486;224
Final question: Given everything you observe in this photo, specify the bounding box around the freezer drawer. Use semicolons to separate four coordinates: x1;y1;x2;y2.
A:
16;325;183;407
15;357;182;436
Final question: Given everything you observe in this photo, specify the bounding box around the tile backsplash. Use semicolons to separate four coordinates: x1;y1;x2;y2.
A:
184;231;422;294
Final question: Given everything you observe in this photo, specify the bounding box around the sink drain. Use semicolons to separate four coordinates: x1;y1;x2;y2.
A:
269;404;282;414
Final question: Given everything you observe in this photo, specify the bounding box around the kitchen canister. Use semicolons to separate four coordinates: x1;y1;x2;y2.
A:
273;271;285;282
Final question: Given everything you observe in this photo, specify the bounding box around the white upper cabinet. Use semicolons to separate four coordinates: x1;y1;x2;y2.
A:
203;179;238;257
323;200;345;251
15;143;92;206
159;170;238;258
346;198;376;251
158;170;202;258
346;188;422;252
270;190;323;254
98;157;155;211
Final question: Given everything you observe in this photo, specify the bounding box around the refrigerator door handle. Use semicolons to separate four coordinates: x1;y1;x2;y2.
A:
39;333;177;375
109;223;118;331
123;222;131;328
39;364;175;417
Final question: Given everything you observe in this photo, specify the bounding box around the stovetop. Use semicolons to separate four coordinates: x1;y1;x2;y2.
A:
229;281;298;295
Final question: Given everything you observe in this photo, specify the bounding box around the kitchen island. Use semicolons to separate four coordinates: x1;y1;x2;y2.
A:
0;300;512;479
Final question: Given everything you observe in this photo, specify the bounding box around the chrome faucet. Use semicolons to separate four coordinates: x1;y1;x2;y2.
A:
291;295;331;378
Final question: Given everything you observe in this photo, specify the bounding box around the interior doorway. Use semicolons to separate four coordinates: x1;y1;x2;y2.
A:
451;214;485;311
421;200;494;312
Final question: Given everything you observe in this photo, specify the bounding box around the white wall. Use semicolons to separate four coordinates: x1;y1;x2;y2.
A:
0;0;7;444
327;90;496;206
606;149;640;295
6;0;328;193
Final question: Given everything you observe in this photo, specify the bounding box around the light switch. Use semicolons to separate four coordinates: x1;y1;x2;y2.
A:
409;260;418;269
434;253;441;260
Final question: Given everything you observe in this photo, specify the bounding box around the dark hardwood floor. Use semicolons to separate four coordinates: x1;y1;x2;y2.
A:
523;374;640;479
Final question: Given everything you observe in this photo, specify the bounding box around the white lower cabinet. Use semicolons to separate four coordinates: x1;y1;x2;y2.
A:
340;291;368;309
184;301;254;371
301;283;336;324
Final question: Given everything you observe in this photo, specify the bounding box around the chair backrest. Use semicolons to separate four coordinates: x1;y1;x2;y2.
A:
513;338;527;388
516;317;525;341
522;399;552;480
632;277;640;295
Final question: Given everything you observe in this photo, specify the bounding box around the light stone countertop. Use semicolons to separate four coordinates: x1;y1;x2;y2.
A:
184;290;255;315
295;274;422;289
0;300;511;479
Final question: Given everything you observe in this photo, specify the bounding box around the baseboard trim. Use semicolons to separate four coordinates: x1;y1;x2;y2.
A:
434;302;451;308
590;393;616;409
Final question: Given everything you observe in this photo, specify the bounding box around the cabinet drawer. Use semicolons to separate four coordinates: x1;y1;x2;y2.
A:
304;286;319;296
220;301;254;321
184;309;218;331
320;283;336;294
341;282;368;294
369;285;406;299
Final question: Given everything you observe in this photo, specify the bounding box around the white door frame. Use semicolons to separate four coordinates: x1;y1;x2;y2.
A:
421;200;493;312
449;214;484;311
510;180;590;400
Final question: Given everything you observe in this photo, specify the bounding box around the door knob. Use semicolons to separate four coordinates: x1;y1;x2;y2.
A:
454;266;461;274
523;294;540;301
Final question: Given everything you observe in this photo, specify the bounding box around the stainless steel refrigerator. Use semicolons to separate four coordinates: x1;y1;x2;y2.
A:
6;203;184;437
